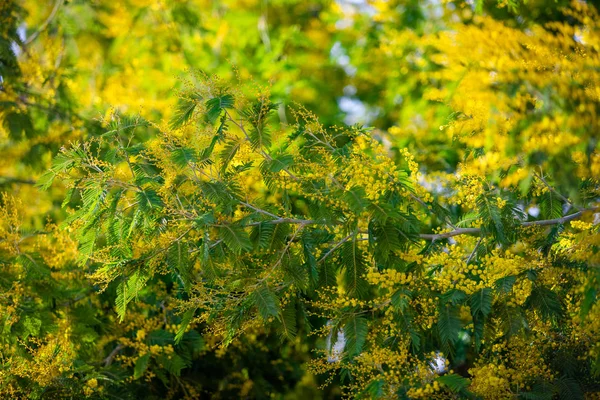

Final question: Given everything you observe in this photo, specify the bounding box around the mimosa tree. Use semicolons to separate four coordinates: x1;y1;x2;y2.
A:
1;0;599;399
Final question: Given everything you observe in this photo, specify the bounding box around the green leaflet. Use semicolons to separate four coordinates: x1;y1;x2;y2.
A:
477;193;507;244
437;305;461;352
218;224;253;254
170;146;199;168
470;288;493;317
495;275;517;294
170;96;198;129
525;285;564;322
148;329;174;346
167;241;191;288
555;376;584;400
16;253;50;278
242;98;278;150
135;188;164;213
343;186;369;214
370;221;403;262
277;302;298;340
115;270;148;322
518;382;554;400
37;148;86;190
219;138;243;173
344;315;368;357
158;353;189;377
251;222;275;249
262;153;294;173
206;93;234;124
362;379;385;398
436;373;471;393
341;238;369;298
102;114;148;141
175;308;196;344
499;305;527;338
539;191;564;220
251;285;280;320
133;353;151;380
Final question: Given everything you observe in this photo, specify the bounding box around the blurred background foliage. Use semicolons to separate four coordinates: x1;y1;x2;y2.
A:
1;0;599;398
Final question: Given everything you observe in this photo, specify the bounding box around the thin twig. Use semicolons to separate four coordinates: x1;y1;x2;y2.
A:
534;170;581;212
466;237;483;264
317;233;354;264
24;0;64;46
103;344;123;366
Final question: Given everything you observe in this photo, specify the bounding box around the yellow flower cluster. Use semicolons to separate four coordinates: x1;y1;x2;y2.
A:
343;136;401;200
6;324;77;389
479;250;526;287
0;194;22;256
469;335;555;398
365;268;414;290
407;380;442;399
571;220;594;231
469;363;512;399
83;378;101;396
427;246;484;294
452;174;485;209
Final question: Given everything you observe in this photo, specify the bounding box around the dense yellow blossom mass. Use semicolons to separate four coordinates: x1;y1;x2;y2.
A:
1;0;599;399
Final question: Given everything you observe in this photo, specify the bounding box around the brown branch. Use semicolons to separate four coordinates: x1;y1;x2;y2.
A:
103;344;123;366
419;208;598;241
0;176;36;185
24;0;64;46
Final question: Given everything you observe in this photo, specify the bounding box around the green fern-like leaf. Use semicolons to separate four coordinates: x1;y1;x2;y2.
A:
136;188;164;213
175;308;196;344
436;373;470;393
518;382;554;400
264;153;294;173
370;221;403;262
495;275;516;294
206;94;234;124
344;315;368;357
243;98;278;149
115;270;148;322
277;303;298;340
525;286;564;322
341;239;369;298
437;305;461;351
158;353;189;377
250;222;275;249
251;285;280;320
539;191;563;220
219;224;253;254
555;376;584;400
343;186;369;214
133;353;151;380
471;288;493;317
167;241;191;288
477;193;507;244
268;223;290;251
219;138;243;173
171;147;198;168
170;96;199;129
